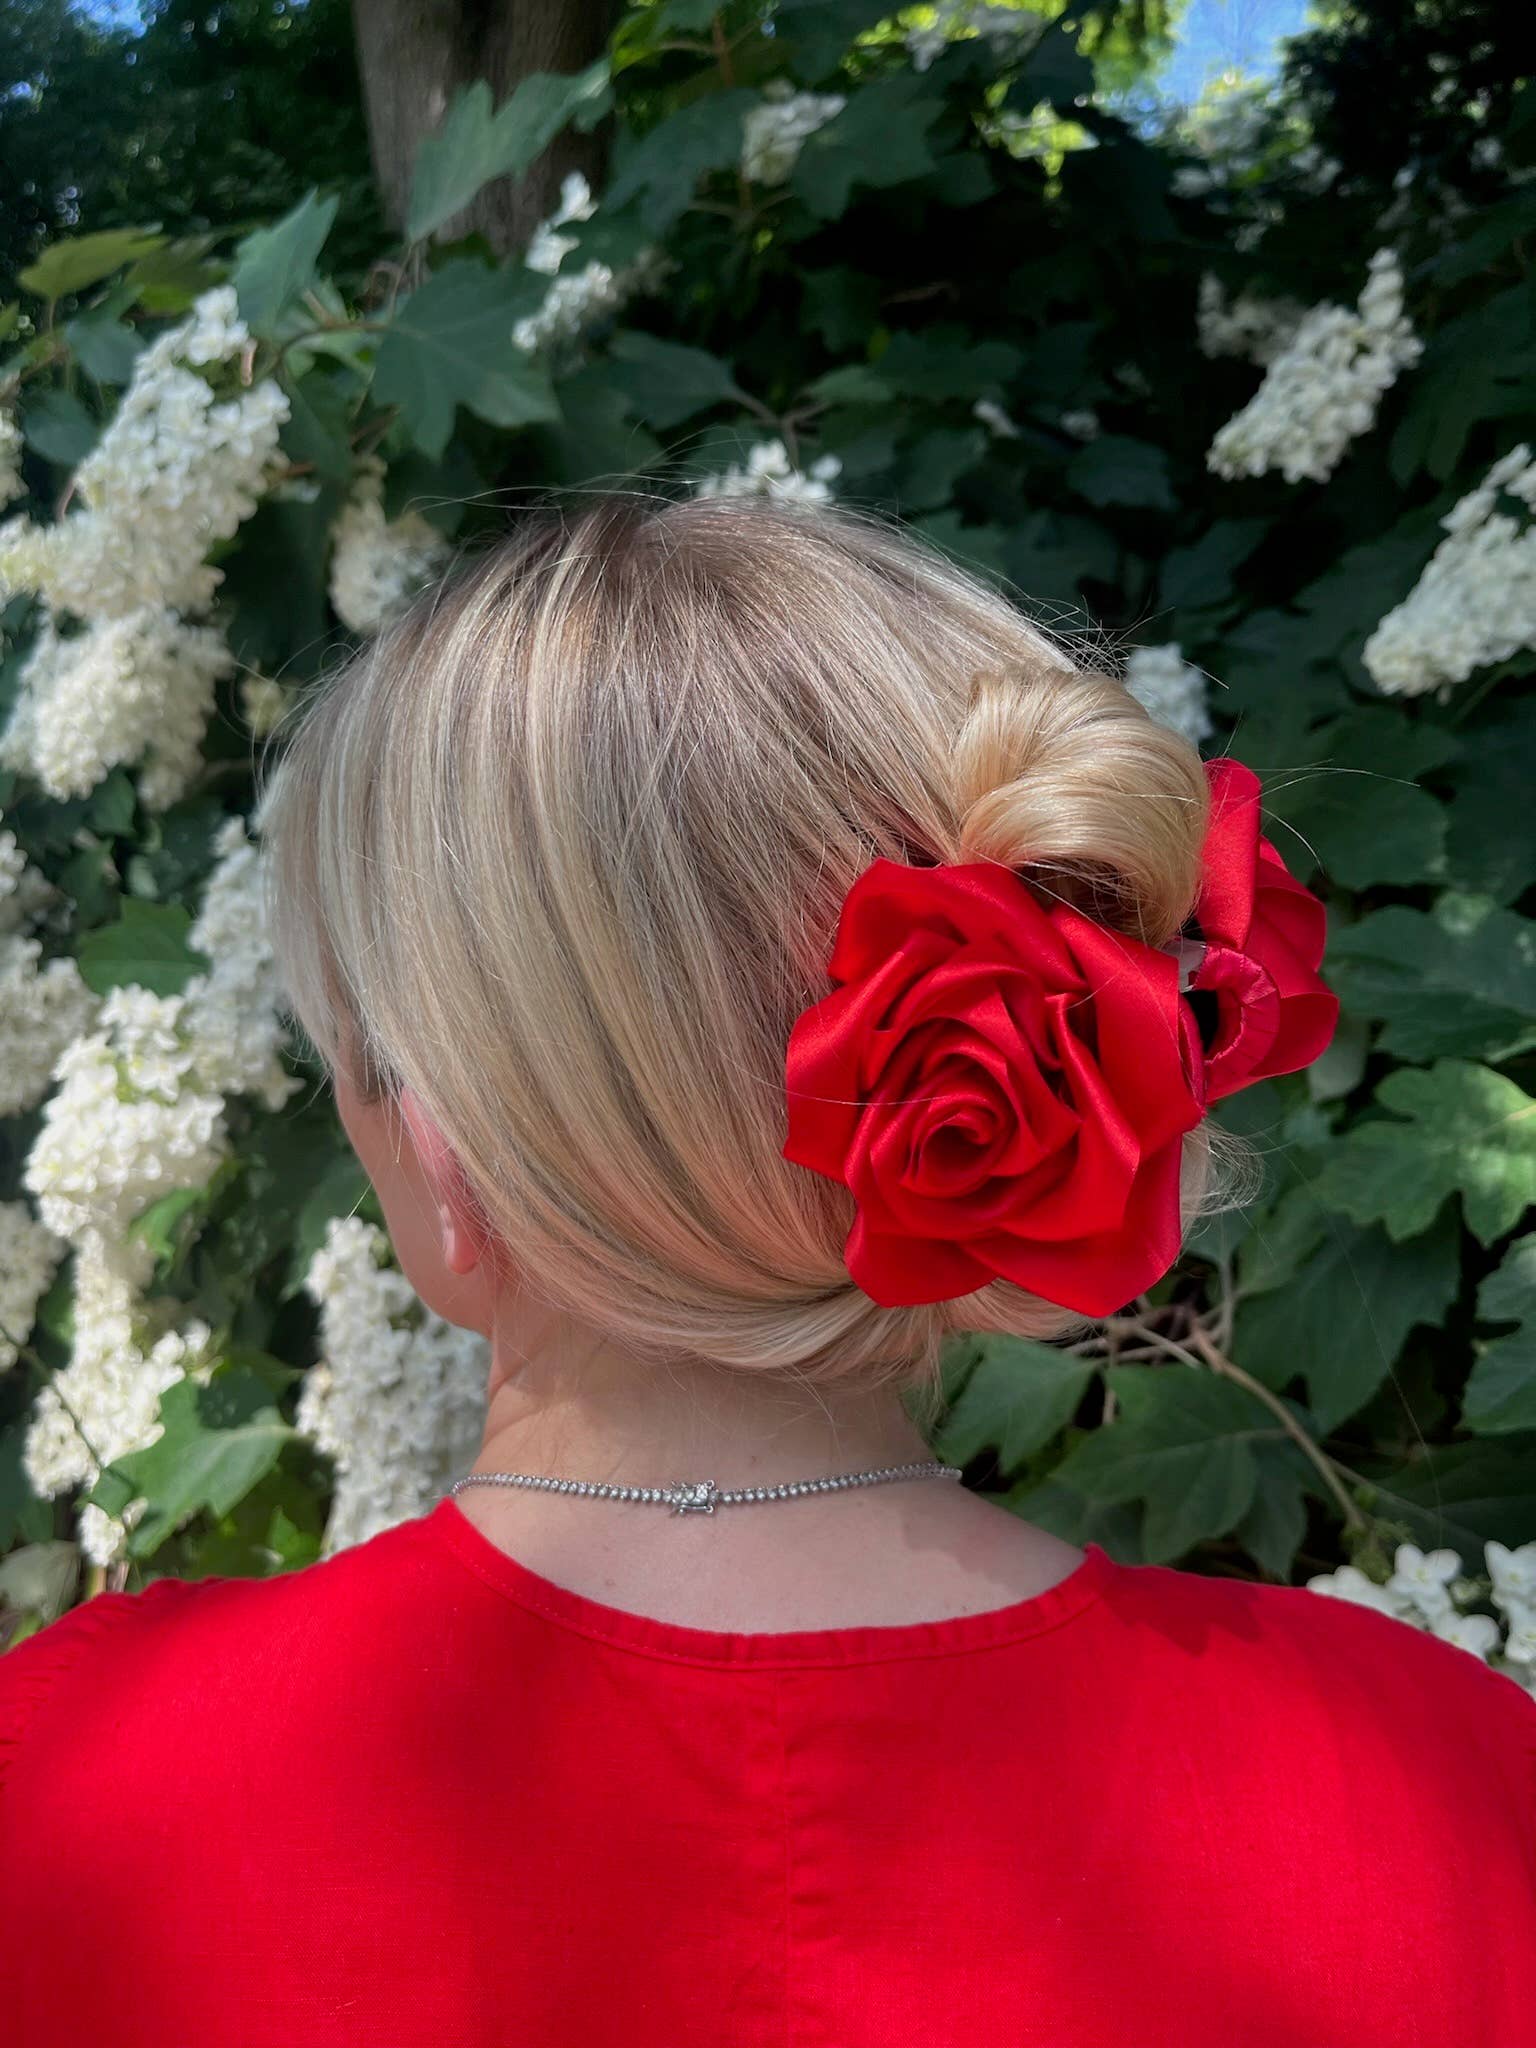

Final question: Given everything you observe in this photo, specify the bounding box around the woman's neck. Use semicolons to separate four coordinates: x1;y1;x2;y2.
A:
452;1310;1086;1634
471;1312;941;1497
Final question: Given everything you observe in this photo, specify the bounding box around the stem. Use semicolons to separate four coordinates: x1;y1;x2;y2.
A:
1187;1324;1368;1533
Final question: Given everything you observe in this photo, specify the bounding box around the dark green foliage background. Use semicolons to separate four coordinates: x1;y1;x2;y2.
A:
1;0;1533;1606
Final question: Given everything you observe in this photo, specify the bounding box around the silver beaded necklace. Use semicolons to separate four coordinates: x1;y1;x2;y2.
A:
447;1460;962;1518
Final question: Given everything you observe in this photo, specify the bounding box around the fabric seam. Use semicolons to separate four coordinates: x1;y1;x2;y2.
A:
775;1673;792;2048
428;1511;1107;1670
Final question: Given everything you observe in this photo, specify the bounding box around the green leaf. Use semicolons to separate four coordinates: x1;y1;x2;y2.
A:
604;330;741;429
0;1421;53;1548
88;1369;297;1561
21;390;99;467
1388;286;1535;485
1006;17;1095;110
1444;702;1536;905
1066;435;1177;511
125;1183;213;1269
20;229;166;301
408;63;612;243
1350;1436;1536;1557
933;1337;1098;1474
278;368;354;484
606;91;757;232
1460;1238;1536;1435
1314;1061;1536;1249
1232;1197;1461;1433
372;261;560;459
1158;519;1267;614
1047;1365;1296;1564
872;326;1024;399
1261;766;1446;891
790;73;944;219
231;189;339;337
63;310;142;385
1325;897;1536;1063
76;897;201;996
1230;1451;1312;1580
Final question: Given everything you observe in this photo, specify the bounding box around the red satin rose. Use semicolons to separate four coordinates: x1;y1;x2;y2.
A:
782;861;1206;1316
1188;759;1340;1100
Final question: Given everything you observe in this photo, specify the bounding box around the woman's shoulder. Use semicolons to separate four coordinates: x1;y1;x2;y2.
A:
1101;1546;1536;1793
0;1510;433;1806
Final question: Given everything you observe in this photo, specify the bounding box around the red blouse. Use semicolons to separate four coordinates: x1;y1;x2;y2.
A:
3;1493;1534;2045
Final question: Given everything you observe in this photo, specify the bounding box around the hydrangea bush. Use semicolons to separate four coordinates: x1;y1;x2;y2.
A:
1;4;1533;1693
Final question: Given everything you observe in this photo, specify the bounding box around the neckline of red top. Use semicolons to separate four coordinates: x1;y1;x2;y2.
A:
424;1493;1116;1668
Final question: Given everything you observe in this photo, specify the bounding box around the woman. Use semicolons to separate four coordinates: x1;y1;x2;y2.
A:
3;493;1532;2045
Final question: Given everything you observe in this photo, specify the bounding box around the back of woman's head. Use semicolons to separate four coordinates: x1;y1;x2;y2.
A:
258;490;1211;1399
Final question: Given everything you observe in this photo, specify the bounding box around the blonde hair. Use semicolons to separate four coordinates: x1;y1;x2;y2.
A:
257;491;1212;1405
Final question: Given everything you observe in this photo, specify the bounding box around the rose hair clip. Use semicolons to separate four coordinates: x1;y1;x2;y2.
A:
782;757;1339;1318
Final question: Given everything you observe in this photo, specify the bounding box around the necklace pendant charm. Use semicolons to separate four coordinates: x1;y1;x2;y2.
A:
668;1480;720;1515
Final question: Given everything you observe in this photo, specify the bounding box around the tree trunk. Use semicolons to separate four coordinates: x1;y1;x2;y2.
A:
350;0;620;256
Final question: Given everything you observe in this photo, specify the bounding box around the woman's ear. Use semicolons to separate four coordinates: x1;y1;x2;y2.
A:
399;1084;498;1278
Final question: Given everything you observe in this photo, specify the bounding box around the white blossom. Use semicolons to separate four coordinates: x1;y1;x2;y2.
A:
22;1223;217;1566
1362;443;1536;698
1305;1562;1407;1619
0;405;24;508
1196;273;1308;366
906;1;1043;73
1059;407;1101;441
741;81;845;185
298;1214;488;1553
1207;249;1422;486
973;397;1020;439
514;172;668;354
328;456;451;636
0;287;289;624
1123;642;1213;746
180;814;305;1114
240;671;288;738
1429;1610;1504;1658
0;1198;67;1372
694;439;841;504
0;605;235;810
0;826;58;933
0;934;100;1116
1384;1541;1462;1627
1308;1542;1536;1694
23;984;228;1242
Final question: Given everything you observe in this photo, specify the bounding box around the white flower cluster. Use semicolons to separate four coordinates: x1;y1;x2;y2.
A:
24;984;229;1243
0;287;290;811
1123;643;1213;747
22;1223;218;1567
0;405;24;508
515;172;667;355
741;81;845;185
1310;1539;1536;1694
328;455;451;636
1206;249;1422;486
0;825;99;1117
0;606;234;810
0;288;287;621
1196;273;1307;366
0;1197;67;1373
1363;443;1536;698
240;672;288;739
298;1214;489;1553
974;398;1020;439
1060;407;1101;441
18;813;302;1562
906;1;1043;73
180;814;306;1113
694;439;841;504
